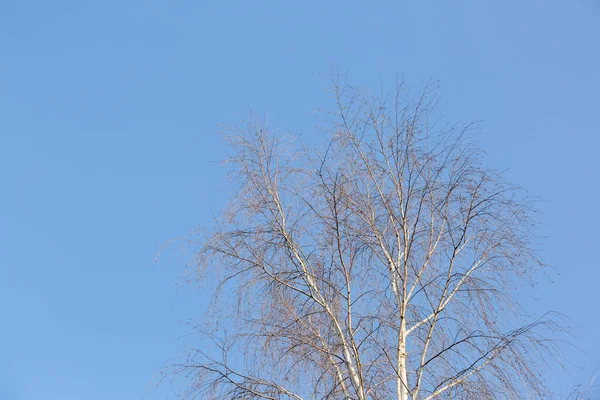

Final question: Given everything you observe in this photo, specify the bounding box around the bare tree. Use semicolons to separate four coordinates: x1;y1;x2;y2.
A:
171;78;565;399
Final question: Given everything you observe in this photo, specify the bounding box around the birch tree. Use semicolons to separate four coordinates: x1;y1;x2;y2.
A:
172;80;566;399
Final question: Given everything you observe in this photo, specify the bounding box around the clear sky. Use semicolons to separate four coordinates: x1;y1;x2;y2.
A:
1;1;598;399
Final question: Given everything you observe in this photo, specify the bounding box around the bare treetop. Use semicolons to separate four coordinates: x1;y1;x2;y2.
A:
172;79;570;399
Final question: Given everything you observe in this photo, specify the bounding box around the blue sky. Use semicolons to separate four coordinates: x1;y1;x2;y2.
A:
1;1;598;399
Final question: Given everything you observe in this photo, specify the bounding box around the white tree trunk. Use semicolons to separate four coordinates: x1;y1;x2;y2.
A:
398;328;409;400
